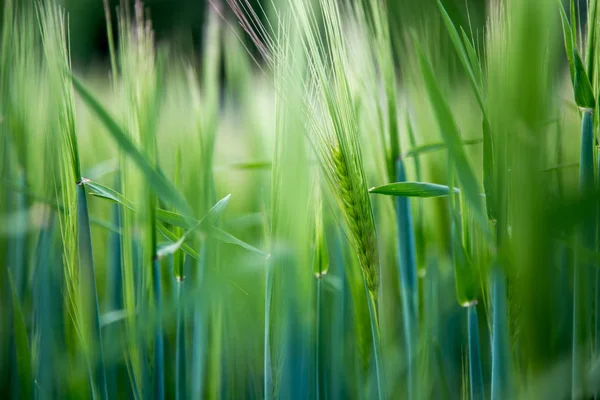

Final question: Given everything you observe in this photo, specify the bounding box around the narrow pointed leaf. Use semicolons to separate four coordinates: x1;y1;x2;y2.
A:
559;2;576;84
209;226;267;257
86;179;134;211
404;138;482;158
369;181;457;198
71;75;193;216
157;223;200;260
436;0;485;112
224;161;272;170
201;194;231;226
415;41;487;230
573;50;595;108
156;209;198;229
460;27;483;87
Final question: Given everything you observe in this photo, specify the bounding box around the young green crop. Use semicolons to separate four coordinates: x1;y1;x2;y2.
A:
4;0;600;399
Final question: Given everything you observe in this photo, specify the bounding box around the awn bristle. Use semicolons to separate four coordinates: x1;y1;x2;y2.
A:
224;0;381;293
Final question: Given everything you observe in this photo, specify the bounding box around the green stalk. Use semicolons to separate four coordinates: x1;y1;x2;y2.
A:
365;289;384;400
490;266;510;400
491;113;510;400
106;188;123;398
191;242;208;400
467;305;484;400
77;182;108;399
596;144;600;400
152;255;164;400
573;108;595;399
174;153;186;400
264;258;274;400
35;212;60;398
175;262;186;400
315;276;324;400
313;188;328;400
395;158;417;400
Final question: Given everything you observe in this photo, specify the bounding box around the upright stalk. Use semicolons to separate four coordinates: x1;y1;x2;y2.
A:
395;158;417;400
106;191;123;398
468;305;484;400
491;117;510;400
596;144;600;400
264;258;274;400
77;182;108;399
175;261;186;400
490;266;510;400
573;108;595;399
152;255;164;400
365;289;384;400
315;276;324;400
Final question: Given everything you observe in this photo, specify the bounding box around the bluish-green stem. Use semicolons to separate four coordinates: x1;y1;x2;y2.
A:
176;271;187;400
365;287;385;400
316;276;324;400
9;171;26;400
9;170;26;300
423;258;439;398
596;144;600;400
107;194;122;398
395;158;417;400
264;257;274;400
468;305;484;400
152;256;165;400
491;266;510;400
36;212;59;398
192;242;208;399
329;227;346;400
574;109;594;399
76;182;107;400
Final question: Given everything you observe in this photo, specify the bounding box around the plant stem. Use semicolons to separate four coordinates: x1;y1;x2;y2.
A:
596;144;600;400
316;275;325;400
106;193;123;398
264;258;274;400
491;266;510;400
467;305;484;400
365;288;384;400
152;256;165;400
76;182;107;400
394;158;417;400
574;109;594;399
175;262;187;400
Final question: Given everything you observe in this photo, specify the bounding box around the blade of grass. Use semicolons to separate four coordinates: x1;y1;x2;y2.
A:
415;39;487;232
436;0;485;112
71;75;193;217
403;138;482;158
369;181;458;198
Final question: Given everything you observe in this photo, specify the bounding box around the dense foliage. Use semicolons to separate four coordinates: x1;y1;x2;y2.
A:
1;0;599;399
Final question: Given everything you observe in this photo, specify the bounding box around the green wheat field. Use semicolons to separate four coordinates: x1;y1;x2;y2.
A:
2;0;600;398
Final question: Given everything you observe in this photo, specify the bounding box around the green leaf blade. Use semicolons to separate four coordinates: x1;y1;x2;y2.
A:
71;75;194;216
369;181;457;198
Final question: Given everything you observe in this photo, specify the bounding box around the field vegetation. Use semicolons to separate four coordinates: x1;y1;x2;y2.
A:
1;0;599;399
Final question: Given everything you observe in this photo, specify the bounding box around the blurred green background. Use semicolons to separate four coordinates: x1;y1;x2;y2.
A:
62;0;488;68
